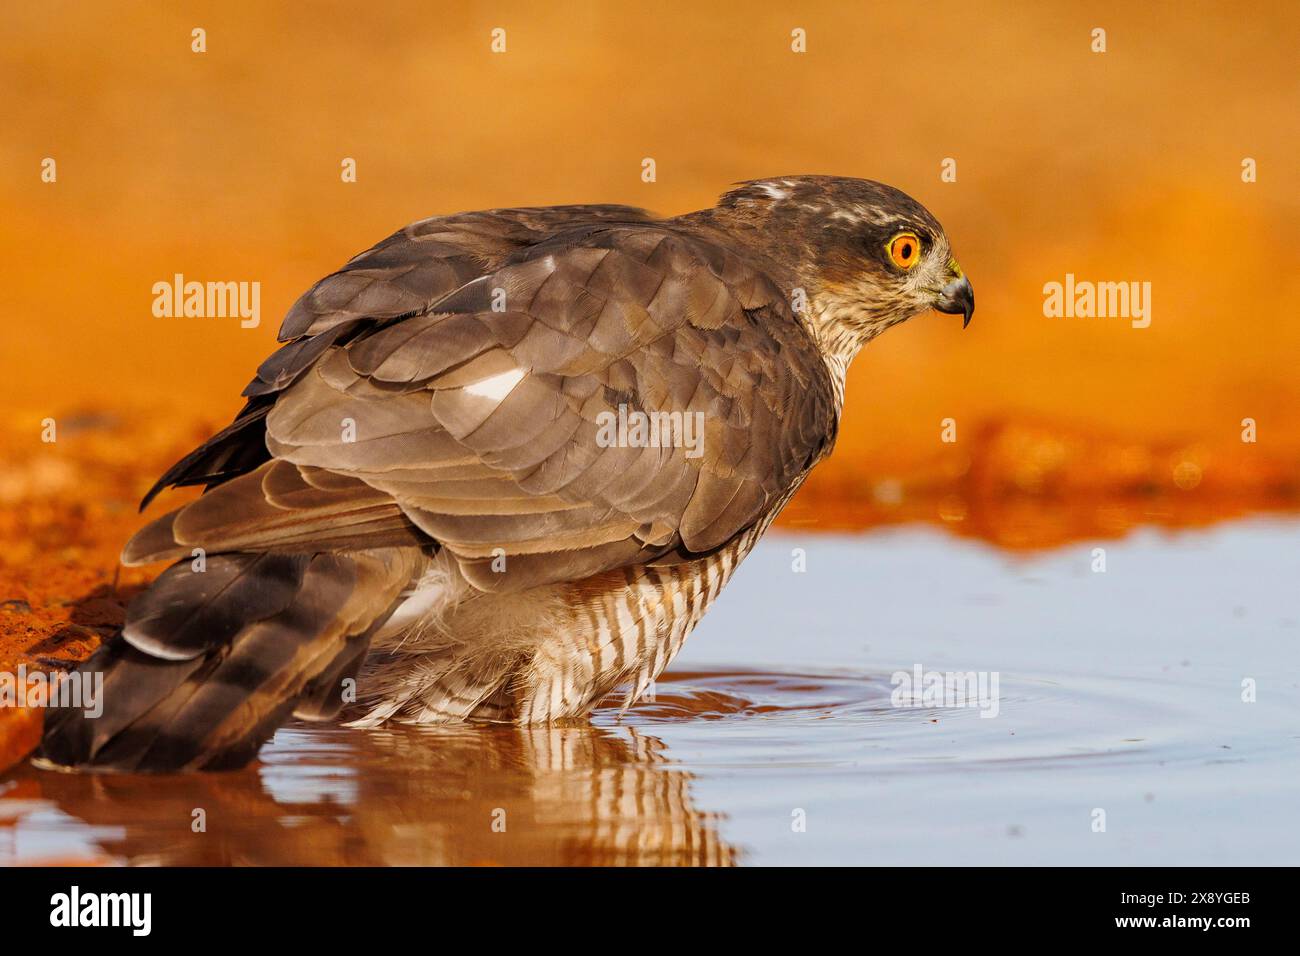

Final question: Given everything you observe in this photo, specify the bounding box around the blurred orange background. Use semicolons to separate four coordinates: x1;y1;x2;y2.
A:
2;0;1298;557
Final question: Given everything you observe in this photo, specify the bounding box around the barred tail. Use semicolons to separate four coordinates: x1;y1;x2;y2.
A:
38;547;423;772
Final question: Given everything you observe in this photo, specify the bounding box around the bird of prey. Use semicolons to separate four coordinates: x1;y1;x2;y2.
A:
39;175;973;772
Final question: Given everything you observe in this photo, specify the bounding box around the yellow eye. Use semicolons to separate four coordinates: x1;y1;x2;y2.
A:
887;232;921;270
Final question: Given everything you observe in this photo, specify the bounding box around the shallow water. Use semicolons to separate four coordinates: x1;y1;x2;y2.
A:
2;521;1297;865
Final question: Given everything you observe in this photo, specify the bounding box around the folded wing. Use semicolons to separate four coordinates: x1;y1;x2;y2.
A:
131;214;837;593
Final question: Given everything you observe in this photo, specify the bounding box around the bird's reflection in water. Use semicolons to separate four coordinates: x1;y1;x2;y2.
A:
3;722;736;866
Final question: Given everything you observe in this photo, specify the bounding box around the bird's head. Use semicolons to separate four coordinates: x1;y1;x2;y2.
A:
709;176;974;359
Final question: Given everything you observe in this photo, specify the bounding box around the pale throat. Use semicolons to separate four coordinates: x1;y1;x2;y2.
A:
802;293;878;412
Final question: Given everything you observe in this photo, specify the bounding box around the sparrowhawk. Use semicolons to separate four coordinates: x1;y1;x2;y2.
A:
39;175;974;771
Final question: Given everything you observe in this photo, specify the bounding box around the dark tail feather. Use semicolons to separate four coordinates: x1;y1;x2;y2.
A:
140;321;366;510
37;547;422;772
139;400;272;510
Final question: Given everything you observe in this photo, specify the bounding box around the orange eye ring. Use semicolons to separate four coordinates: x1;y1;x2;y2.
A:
887;232;921;270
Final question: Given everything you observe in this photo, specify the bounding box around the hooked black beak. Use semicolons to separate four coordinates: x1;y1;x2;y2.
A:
935;271;975;329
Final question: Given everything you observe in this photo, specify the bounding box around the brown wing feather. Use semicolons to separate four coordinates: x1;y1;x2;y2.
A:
143;205;657;506
128;213;836;594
